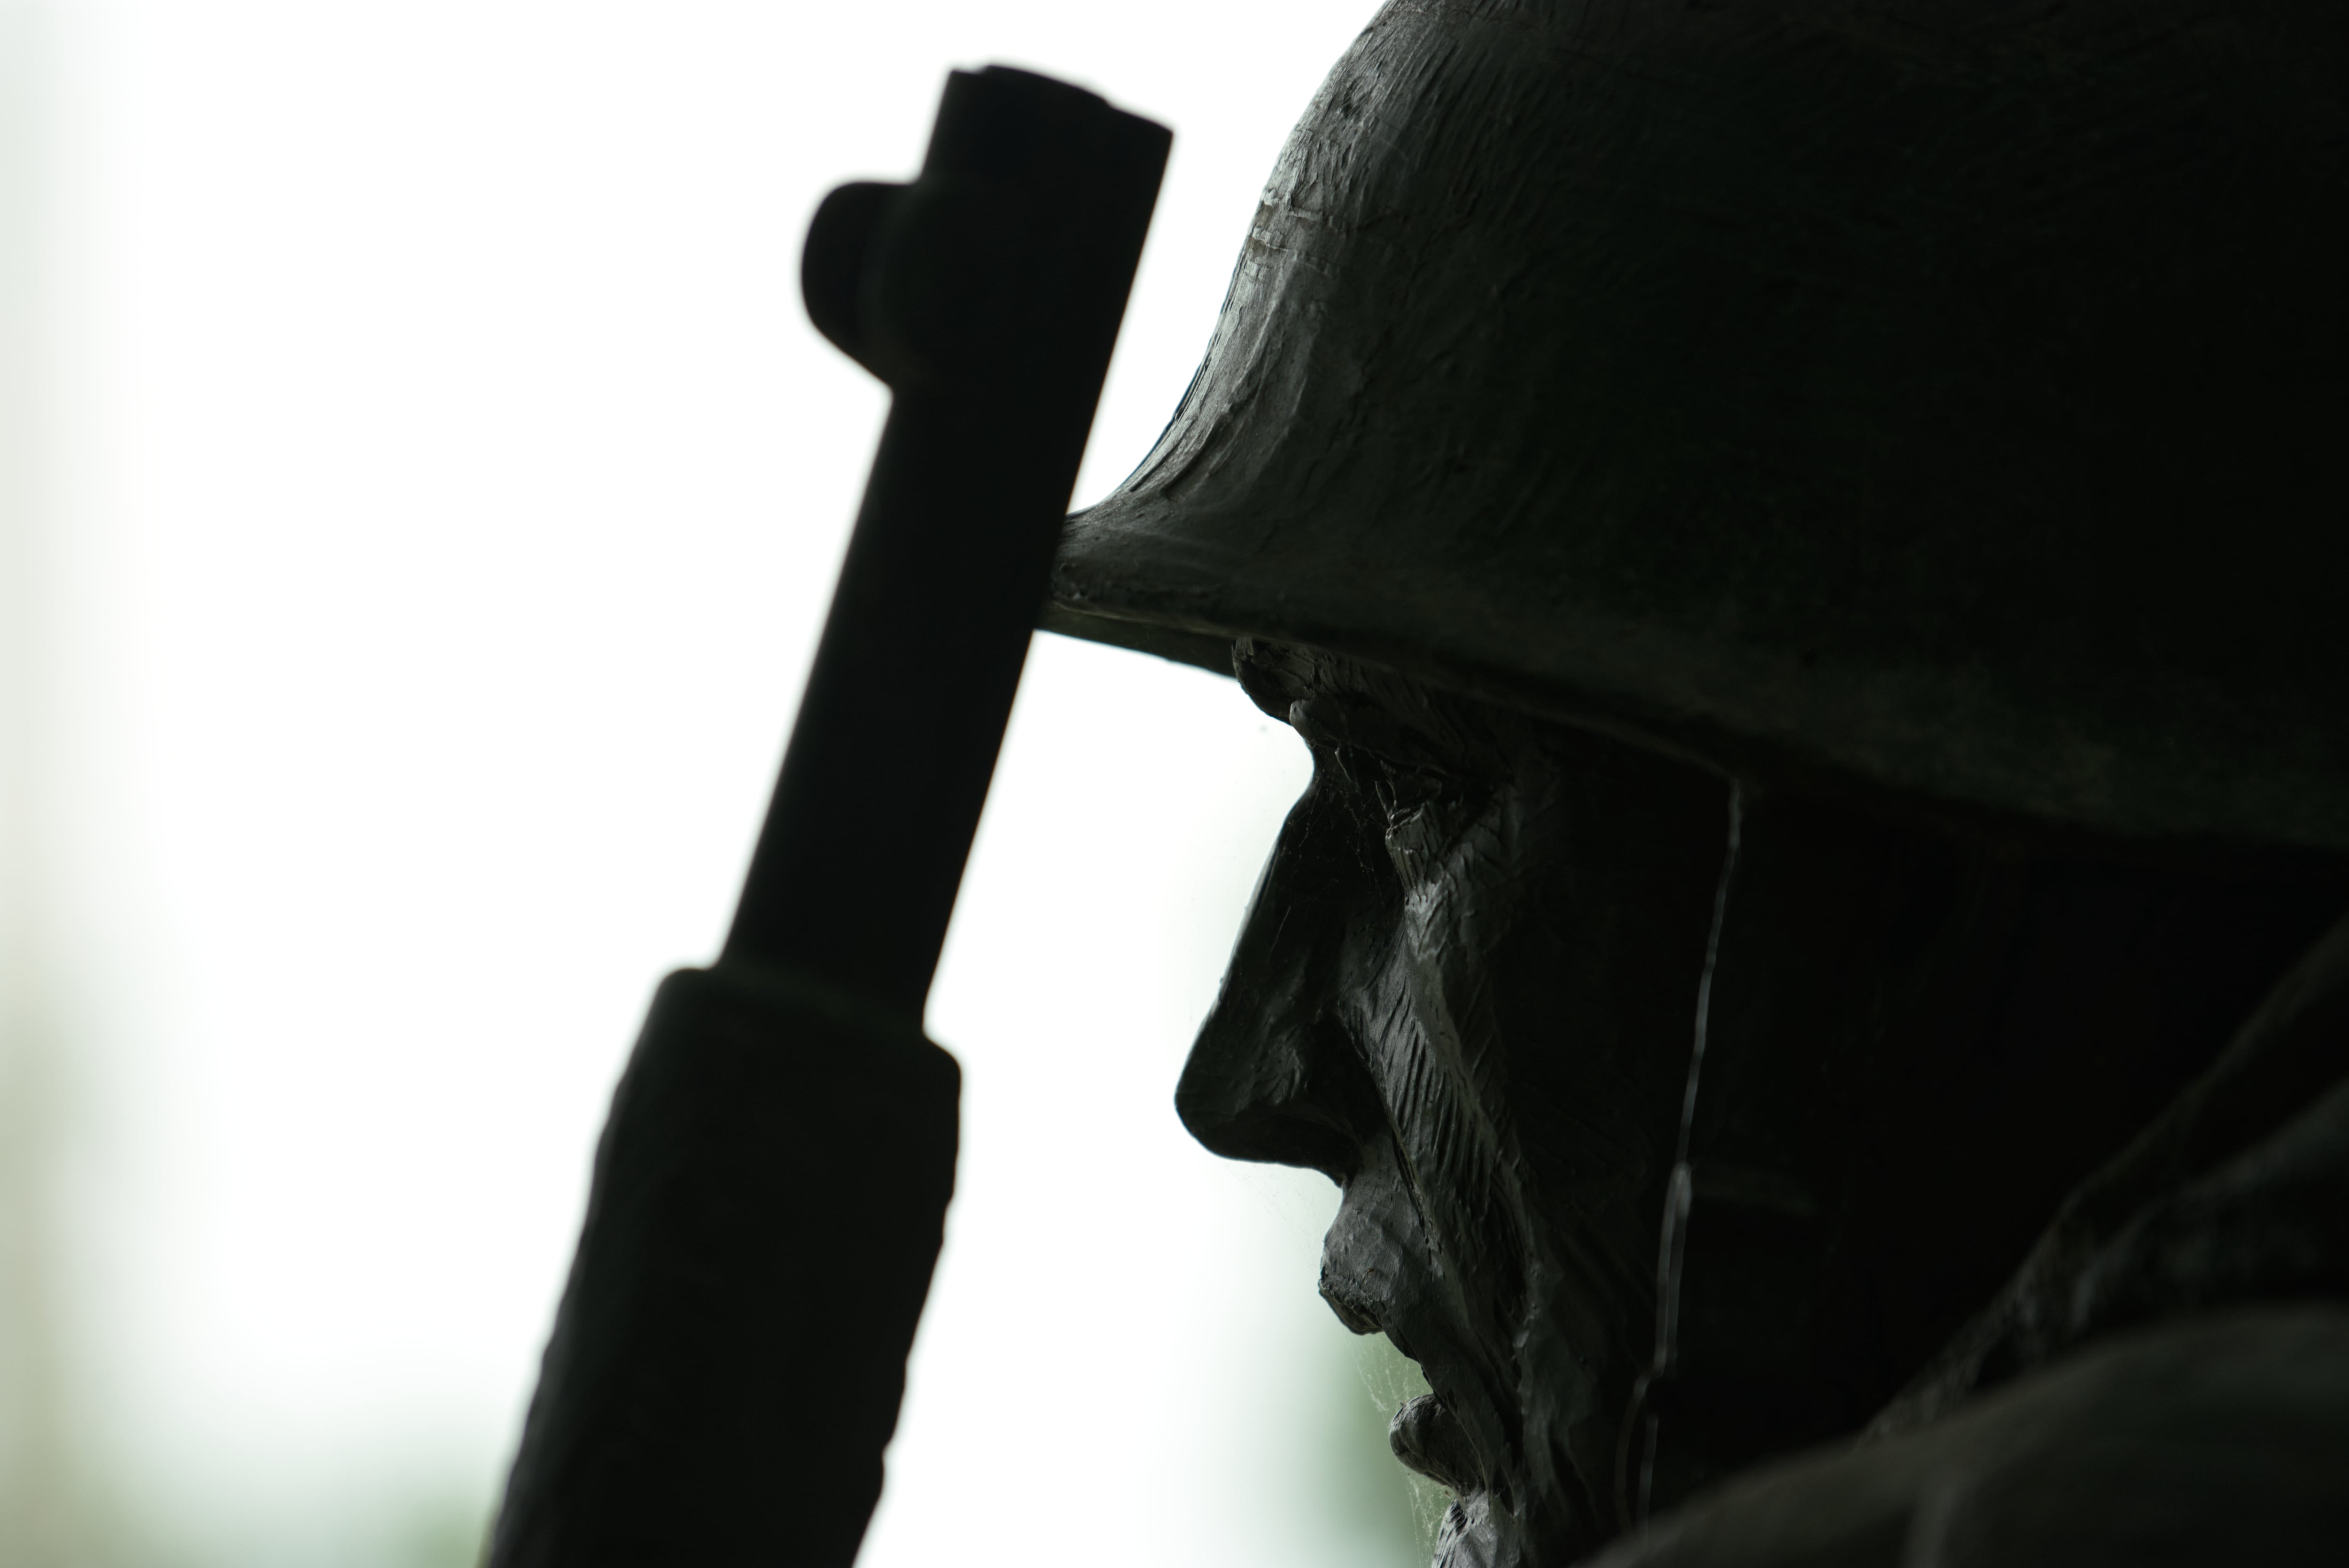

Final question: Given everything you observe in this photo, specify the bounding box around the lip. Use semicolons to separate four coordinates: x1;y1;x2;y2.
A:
1319;1166;1511;1497
1318;1261;1386;1335
1325;1260;1499;1500
1391;1391;1481;1492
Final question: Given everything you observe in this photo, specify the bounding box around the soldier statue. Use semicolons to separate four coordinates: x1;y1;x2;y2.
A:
487;9;2349;1566
1042;1;2349;1564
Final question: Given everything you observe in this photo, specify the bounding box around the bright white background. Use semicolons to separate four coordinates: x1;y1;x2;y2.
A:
0;2;1446;1565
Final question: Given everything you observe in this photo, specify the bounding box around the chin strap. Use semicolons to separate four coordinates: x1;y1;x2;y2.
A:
1618;780;1747;1532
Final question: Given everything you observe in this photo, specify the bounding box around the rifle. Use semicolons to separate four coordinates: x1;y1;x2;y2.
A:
485;66;1167;1567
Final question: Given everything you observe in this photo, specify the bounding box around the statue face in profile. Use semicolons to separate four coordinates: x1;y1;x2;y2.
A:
1180;641;1732;1563
1178;641;2348;1568
1035;2;2349;1562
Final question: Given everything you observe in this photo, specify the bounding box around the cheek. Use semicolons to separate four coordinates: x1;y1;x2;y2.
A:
1368;769;1695;1275
1391;784;1550;1094
1355;789;1549;1286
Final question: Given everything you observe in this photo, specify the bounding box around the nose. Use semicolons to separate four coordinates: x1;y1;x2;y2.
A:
1176;768;1388;1179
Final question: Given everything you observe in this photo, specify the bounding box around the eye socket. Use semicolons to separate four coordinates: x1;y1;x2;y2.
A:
1291;698;1478;837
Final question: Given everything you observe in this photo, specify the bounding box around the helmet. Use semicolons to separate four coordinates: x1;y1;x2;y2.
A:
1045;0;2349;849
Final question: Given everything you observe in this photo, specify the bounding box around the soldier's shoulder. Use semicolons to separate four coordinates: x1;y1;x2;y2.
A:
1588;1305;2349;1568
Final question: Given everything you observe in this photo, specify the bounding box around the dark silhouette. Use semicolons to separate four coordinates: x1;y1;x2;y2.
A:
486;68;1166;1568
493;0;2349;1559
1047;2;2349;1563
